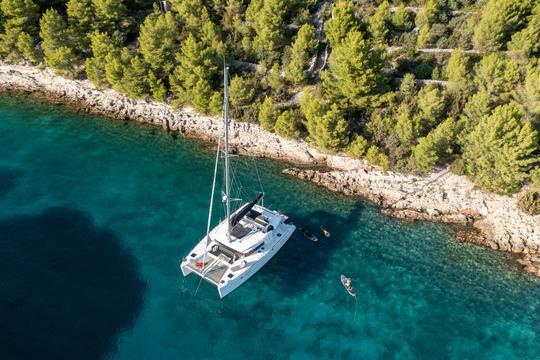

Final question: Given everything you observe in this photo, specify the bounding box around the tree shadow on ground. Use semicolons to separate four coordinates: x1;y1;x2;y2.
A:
0;207;147;360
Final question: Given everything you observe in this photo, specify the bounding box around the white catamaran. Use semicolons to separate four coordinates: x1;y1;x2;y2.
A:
180;66;296;298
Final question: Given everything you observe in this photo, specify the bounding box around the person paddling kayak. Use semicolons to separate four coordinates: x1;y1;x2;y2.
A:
340;274;355;296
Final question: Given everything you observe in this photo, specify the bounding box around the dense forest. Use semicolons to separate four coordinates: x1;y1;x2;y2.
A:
0;0;539;210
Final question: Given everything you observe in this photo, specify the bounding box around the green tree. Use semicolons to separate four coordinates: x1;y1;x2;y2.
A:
169;34;218;113
392;3;415;32
399;73;417;98
347;135;369;158
229;75;255;119
258;96;280;131
40;9;78;77
121;55;151;99
138;11;181;78
474;53;520;104
267;63;285;92
508;3;540;58
412;118;456;172
308;104;350;150
366;145;390;170
67;0;95;50
16;32;41;63
147;70;167;102
252;0;286;64
473;0;532;52
104;47;131;93
322;30;386;109
368;0;391;44
274;109;301;139
285;24;318;84
445;49;472;96
417;25;432;48
417;85;446;126
92;0;128;39
518;65;540;121
324;0;361;48
415;0;439;29
86;31;116;88
0;0;40;60
462;103;540;194
457;90;492;144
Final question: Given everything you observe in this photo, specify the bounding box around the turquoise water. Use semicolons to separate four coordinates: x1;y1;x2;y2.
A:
1;95;539;360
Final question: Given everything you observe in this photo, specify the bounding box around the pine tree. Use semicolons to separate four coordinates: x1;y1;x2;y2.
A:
274;109;301;139
40;9;79;77
104;48;131;93
17;32;41;63
474;53;520;104
122;55;151;99
416;25;432;48
324;1;361;48
445;49;472;96
229;75;255;119
169;34;218;113
391;3;414;32
518;65;540;121
147;70;167;102
462;102;540;194
368;0;391;45
347;135;369;158
473;0;532;52
366;145;390;170
258;96;279;131
86;31;116;88
285;24;318;84
67;0;95;50
508;3;540;58
413;118;456;172
322;30;386;110
138;11;181;79
92;0;128;40
415;0;440;29
309;103;350;150
417;85;446;127
0;0;40;60
252;0;286;64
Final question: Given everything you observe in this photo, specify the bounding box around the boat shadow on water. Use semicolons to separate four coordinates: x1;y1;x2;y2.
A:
0;207;147;360
263;201;366;297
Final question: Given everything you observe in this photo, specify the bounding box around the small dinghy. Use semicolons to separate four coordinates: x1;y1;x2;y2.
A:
340;274;356;297
299;227;318;242
320;225;331;238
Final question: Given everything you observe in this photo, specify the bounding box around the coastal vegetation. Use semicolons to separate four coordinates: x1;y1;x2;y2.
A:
0;0;539;198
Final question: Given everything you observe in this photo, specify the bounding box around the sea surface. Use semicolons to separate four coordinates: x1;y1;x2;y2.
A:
1;95;539;360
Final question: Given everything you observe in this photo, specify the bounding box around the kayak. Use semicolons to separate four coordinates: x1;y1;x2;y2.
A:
340;274;356;297
320;225;331;238
299;227;318;242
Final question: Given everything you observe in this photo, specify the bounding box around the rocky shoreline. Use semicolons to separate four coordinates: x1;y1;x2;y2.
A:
0;62;539;277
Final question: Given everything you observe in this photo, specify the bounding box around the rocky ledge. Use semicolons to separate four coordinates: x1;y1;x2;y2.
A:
0;62;539;277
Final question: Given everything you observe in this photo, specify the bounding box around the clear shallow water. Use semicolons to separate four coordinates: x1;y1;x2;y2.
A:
0;95;539;360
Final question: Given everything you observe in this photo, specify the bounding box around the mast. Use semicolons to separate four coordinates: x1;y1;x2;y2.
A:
224;65;231;242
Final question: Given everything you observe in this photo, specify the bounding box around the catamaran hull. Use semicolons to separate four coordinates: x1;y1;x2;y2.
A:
181;223;295;298
217;224;295;298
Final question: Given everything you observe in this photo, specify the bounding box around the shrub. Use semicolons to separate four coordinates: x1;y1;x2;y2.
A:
347;135;369;158
274;109;301;139
517;190;540;216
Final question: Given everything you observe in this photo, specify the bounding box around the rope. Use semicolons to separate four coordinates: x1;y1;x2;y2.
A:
194;135;222;297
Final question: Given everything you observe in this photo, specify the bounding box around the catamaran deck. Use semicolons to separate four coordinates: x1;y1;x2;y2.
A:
183;258;229;285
